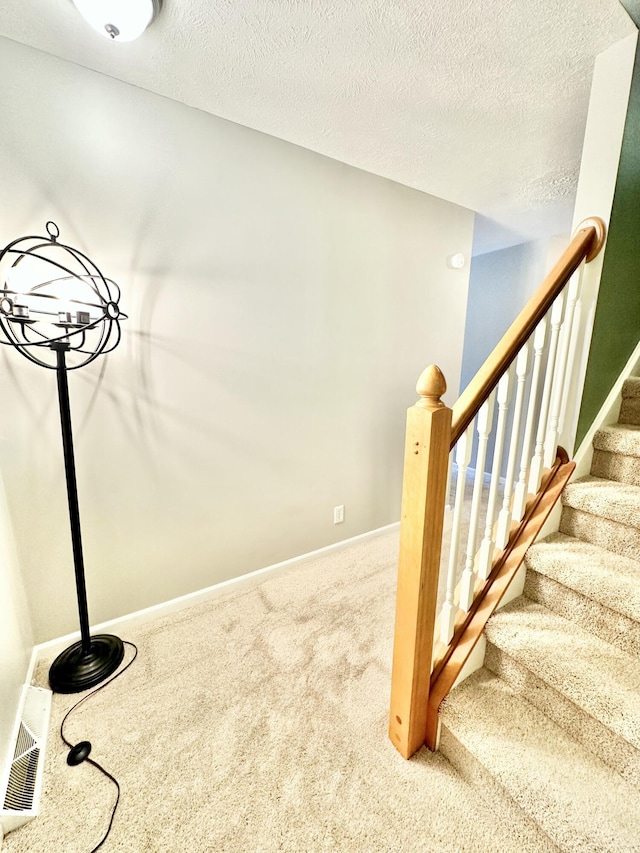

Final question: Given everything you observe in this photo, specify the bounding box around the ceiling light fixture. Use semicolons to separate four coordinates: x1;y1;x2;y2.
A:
71;0;162;42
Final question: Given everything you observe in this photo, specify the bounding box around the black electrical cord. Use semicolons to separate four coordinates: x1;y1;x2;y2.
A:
59;640;138;852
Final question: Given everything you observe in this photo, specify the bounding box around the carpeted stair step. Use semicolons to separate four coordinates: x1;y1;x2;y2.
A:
591;423;640;486
559;475;640;561
619;376;640;426
439;668;640;853
524;532;640;658
484;597;640;789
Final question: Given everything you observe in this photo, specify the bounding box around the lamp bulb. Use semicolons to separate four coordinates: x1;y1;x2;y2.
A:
71;0;161;42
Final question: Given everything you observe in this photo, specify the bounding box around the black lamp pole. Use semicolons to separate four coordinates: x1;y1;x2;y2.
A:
54;342;91;649
0;221;127;694
48;342;124;693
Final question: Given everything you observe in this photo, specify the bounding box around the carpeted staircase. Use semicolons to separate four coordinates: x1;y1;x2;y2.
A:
438;377;640;852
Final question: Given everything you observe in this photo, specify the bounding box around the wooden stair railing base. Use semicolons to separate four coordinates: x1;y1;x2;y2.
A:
388;367;451;760
424;450;575;751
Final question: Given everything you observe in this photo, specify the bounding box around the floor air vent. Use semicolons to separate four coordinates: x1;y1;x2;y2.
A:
1;685;51;837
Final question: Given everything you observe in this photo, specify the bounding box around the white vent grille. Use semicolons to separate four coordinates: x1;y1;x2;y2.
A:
1;685;51;837
4;745;40;810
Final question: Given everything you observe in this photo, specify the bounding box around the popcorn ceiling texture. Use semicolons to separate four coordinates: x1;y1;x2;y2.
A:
0;0;633;247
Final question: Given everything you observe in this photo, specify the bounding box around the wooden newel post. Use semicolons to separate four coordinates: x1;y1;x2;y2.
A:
388;365;452;759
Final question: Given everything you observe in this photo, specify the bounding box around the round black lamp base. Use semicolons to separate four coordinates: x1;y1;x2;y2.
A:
49;634;125;694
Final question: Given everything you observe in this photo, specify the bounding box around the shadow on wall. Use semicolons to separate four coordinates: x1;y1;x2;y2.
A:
0;34;475;643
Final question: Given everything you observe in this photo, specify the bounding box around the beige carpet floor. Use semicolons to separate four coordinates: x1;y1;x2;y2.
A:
3;529;543;853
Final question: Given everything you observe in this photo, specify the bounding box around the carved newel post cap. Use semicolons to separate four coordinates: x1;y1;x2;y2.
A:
416;364;447;409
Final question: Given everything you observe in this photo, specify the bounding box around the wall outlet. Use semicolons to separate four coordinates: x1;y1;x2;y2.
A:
333;505;344;524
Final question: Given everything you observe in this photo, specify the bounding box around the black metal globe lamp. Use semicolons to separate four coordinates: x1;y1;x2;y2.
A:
0;221;127;693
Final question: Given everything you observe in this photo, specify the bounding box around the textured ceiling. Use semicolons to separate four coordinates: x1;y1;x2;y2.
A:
0;1;635;252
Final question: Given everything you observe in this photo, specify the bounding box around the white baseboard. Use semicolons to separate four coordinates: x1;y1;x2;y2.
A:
24;646;40;690
34;521;401;660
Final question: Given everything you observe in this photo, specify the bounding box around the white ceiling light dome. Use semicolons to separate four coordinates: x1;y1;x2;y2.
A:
71;0;162;42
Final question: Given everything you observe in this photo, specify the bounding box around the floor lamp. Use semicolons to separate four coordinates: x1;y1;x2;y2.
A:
0;221;127;694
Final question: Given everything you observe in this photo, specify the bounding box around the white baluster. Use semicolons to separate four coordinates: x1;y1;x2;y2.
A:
477;368;513;581
440;423;473;645
559;296;582;439
513;318;547;521
459;393;495;611
444;451;454;511
528;294;565;494
544;266;584;468
495;343;530;549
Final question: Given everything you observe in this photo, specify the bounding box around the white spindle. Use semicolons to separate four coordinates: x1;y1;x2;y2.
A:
558;296;583;440
495;343;529;549
528;293;565;494
440;424;473;645
477;368;512;581
444;451;454;511
459;394;495;611
543;266;584;468
512;318;547;521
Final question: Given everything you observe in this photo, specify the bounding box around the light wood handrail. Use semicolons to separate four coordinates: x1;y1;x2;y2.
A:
450;217;606;447
389;216;607;760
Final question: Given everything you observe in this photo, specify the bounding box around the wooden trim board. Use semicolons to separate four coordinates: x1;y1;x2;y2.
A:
424;452;575;750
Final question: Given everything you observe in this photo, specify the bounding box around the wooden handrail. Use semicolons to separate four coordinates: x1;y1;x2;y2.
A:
389;215;607;761
450;217;606;447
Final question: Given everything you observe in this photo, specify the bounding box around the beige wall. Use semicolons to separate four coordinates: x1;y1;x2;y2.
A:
568;32;638;451
0;473;33;769
0;38;474;644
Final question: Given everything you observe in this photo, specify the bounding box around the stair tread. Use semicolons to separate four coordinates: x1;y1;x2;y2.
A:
561;475;640;528
485;597;640;750
622;376;640;399
441;668;640;853
525;532;640;625
594;423;640;457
